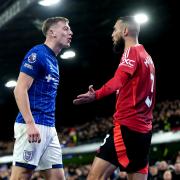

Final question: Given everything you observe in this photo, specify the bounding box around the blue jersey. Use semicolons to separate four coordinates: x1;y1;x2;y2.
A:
16;44;59;127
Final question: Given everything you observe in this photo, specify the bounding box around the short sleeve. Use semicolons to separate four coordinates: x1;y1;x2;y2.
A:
20;49;44;78
118;47;137;76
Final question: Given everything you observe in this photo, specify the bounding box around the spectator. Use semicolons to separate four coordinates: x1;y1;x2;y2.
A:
148;165;159;180
163;170;172;180
172;162;180;180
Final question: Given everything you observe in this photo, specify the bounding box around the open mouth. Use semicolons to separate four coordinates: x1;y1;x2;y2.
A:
67;37;72;43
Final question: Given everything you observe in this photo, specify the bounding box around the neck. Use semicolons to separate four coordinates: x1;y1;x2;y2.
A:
44;40;62;56
124;37;139;50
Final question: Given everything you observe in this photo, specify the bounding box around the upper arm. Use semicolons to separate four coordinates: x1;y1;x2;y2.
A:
20;50;44;79
15;72;34;91
118;47;138;76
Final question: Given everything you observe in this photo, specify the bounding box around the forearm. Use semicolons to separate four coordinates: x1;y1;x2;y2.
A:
95;78;120;99
14;87;34;124
95;69;129;100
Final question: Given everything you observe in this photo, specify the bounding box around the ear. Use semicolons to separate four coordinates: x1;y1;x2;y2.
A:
49;29;56;38
123;26;128;36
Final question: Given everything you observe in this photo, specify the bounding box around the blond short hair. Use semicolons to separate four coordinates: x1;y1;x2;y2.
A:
42;17;69;36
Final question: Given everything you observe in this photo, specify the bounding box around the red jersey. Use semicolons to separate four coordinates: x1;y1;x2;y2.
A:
96;44;155;133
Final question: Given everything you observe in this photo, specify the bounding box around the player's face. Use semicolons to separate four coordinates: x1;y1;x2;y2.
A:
112;20;124;45
53;21;73;48
112;20;125;53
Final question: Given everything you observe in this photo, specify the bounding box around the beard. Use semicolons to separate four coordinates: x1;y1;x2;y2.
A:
113;37;125;55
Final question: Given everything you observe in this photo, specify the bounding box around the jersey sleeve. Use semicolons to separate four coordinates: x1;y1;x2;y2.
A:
95;69;129;100
20;49;44;78
118;47;138;75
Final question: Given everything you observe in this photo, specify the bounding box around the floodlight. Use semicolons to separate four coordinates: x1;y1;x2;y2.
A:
60;50;76;59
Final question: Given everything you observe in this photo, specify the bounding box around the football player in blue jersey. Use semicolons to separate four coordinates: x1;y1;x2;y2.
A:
10;17;73;180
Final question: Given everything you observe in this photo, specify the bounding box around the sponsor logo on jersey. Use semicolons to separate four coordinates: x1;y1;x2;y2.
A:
49;64;53;71
23;150;33;162
24;63;33;70
28;53;37;63
120;58;135;67
45;74;57;82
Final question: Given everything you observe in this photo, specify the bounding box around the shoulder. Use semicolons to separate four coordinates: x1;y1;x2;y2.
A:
29;44;45;56
122;46;137;61
125;44;145;60
25;44;45;62
123;46;137;57
129;44;140;53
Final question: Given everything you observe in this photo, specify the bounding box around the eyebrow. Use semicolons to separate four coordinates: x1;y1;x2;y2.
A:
63;25;70;30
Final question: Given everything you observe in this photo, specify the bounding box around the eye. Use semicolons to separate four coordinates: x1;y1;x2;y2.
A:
63;26;68;31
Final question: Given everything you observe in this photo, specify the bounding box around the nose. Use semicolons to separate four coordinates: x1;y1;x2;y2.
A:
69;30;73;36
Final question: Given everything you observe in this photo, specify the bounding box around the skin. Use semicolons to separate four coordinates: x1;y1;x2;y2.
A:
73;20;139;105
73;20;148;180
10;20;72;180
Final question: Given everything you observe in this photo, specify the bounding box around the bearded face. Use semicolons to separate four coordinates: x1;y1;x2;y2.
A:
112;20;125;54
113;36;125;54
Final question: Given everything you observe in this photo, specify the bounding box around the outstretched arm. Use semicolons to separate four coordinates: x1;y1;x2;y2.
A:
95;68;129;100
73;69;129;105
73;85;96;105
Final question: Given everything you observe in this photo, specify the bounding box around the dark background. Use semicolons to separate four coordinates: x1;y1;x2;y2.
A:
0;0;179;140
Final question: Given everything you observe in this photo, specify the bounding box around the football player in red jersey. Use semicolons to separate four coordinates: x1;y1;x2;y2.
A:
73;16;155;180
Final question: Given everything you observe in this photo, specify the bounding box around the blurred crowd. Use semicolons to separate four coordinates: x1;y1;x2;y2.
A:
153;100;180;132
59;116;113;147
0;100;180;155
0;151;180;179
0;99;180;179
59;99;180;147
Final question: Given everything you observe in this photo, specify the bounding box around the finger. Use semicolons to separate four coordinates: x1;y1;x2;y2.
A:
36;134;41;143
73;99;77;104
73;99;87;105
89;85;95;92
28;134;33;143
89;85;93;90
34;133;41;143
30;134;38;143
33;135;38;143
73;99;82;105
77;94;88;98
32;134;36;143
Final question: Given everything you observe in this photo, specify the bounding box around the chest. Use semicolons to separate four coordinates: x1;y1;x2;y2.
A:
44;56;59;85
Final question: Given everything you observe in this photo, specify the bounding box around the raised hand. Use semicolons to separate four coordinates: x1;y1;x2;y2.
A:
73;85;96;105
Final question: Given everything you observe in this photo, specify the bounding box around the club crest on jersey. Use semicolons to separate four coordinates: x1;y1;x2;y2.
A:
23;150;33;162
28;53;37;63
